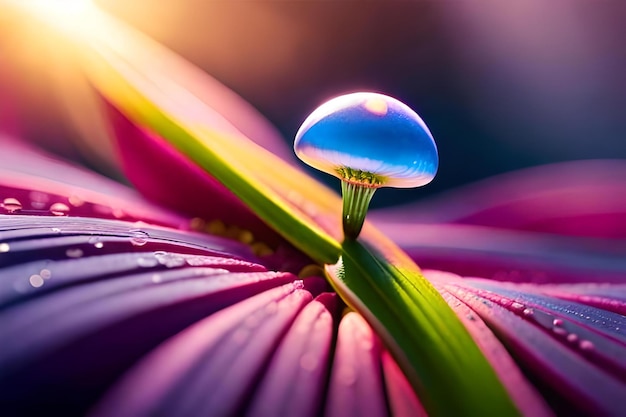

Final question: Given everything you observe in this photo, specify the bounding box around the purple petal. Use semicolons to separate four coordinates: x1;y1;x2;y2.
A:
324;312;387;417
372;160;626;239
433;273;626;415
90;280;323;417
426;271;553;417
378;223;626;283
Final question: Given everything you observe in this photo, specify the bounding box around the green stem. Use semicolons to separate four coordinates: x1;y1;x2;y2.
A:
341;181;377;239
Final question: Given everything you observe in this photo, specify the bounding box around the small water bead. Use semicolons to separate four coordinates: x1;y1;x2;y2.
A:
51;227;62;233
40;269;52;279
522;308;534;317
137;256;159;268
29;274;44;288
0;243;9;253
65;248;84;258
29;191;49;209
129;229;150;246
294;92;438;239
2;198;23;213
49;202;70;216
579;340;595;351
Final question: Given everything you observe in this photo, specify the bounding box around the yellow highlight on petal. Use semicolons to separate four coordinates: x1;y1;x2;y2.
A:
364;98;388;116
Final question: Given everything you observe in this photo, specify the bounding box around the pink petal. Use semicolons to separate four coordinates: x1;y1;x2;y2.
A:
246;292;337;417
0;139;186;227
324;312;387;417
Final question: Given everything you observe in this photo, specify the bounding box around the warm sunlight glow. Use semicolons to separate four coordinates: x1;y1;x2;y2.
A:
13;0;98;35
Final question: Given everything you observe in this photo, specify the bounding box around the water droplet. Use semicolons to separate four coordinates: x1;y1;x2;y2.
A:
0;243;9;253
338;367;357;386
29;191;49;209
51;227;62;233
511;302;525;311
293;279;305;290
553;318;563;326
2;197;22;213
567;333;579;343
129;229;149;246
68;195;84;207
137;256;158;268
49;202;70;216
294;92;438;239
522;308;534;317
299;353;319;371
40;269;52;279
294;92;438;188
553;327;567;336
65;248;84;258
579;340;595;351
29;274;44;288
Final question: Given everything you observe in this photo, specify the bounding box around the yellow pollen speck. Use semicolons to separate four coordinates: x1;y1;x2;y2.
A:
206;220;226;235
251;242;274;257
298;264;325;278
364;98;388;116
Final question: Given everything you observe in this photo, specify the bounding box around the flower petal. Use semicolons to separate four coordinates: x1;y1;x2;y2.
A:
89;279;325;417
372;160;626;239
429;272;626;416
324;311;387;417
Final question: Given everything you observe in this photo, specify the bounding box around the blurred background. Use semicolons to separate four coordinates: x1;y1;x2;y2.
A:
2;0;626;207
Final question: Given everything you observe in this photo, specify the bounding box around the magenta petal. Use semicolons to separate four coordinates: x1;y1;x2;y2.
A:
325;312;387;417
372;160;626;239
378;223;626;283
381;350;428;417
90;280;322;417
246;292;337;417
105;100;283;244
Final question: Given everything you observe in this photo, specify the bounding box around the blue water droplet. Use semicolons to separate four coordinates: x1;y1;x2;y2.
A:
294;92;438;188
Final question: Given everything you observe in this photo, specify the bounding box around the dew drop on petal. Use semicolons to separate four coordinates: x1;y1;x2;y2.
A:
553;318;563;326
50;203;70;216
29;191;49;209
522;308;534;317
40;269;52;279
68;195;84;207
2;198;22;213
137;256;158;268
579;340;595;351
0;243;9;253
567;333;579;343
65;248;84;258
299;352;319;371
51;227;62;233
129;229;150;246
29;274;44;288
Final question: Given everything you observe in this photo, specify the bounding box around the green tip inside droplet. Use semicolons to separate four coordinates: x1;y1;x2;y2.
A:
340;183;380;240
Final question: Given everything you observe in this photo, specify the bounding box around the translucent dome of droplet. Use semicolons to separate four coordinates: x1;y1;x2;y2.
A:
294;92;438;188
